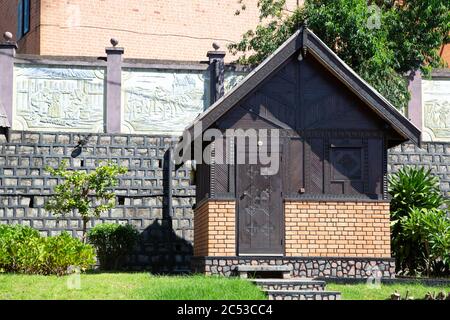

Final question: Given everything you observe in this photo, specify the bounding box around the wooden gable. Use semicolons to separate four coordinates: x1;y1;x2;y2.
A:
186;27;420;146
188;27;421;202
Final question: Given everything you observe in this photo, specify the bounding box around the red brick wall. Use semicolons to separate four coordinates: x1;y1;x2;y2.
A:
285;201;391;258
194;200;235;256
1;0;300;61
0;0;40;54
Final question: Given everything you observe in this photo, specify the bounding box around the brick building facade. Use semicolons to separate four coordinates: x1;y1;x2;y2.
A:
0;0;300;62
187;29;420;278
0;3;449;280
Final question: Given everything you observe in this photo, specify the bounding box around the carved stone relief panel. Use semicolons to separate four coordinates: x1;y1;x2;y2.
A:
122;69;210;135
13;65;105;132
422;79;450;142
224;71;247;93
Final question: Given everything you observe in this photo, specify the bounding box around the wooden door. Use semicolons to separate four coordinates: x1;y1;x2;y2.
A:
237;151;283;255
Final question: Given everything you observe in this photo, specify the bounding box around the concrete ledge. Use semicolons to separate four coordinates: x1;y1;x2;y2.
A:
251;279;326;291
236;265;291;272
236;265;291;279
266;290;341;301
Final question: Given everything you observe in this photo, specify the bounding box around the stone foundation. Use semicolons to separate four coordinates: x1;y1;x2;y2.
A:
191;256;396;279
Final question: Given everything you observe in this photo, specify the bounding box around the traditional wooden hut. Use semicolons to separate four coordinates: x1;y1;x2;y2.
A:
186;27;420;279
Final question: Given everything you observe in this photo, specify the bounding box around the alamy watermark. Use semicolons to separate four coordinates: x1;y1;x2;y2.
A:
367;4;381;30
366;265;383;289
174;121;281;175
66;265;81;290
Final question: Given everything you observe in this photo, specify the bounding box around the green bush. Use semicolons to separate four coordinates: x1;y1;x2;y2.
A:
87;223;139;270
400;208;450;276
389;167;447;220
389;166;450;276
0;224;95;275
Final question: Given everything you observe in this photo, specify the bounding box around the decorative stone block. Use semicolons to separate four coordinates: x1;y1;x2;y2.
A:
13;66;105;132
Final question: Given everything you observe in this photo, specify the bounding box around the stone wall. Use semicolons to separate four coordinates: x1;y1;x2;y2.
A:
388;142;450;198
191;256;396;278
285;201;391;258
0;130;195;273
193;200;235;257
0;132;448;274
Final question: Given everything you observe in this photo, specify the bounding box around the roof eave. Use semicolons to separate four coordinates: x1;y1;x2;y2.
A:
305;29;421;146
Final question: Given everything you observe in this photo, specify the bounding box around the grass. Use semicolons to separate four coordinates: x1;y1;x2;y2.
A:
1;273;450;300
327;282;450;300
0;273;266;300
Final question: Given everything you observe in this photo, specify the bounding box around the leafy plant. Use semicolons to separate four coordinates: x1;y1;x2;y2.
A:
0;225;95;275
400;208;450;276
87;223;139;270
389;166;447;221
229;0;450;111
388;166;450;275
45;160;127;242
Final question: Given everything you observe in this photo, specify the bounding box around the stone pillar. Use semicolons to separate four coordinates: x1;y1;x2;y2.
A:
0;32;17;128
407;70;422;131
105;38;124;133
207;43;226;104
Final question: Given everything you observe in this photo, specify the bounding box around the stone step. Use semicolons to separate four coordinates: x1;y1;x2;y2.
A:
251;278;326;291
265;290;341;301
235;265;291;279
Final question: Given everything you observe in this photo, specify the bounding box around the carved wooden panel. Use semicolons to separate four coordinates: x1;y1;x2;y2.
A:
330;147;362;181
308;138;324;194
237;152;283;255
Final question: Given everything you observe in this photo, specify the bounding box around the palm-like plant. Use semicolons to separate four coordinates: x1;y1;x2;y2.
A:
388;166;449;275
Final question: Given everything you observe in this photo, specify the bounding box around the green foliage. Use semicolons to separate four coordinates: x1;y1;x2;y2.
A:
87;223;139;270
0;225;95;275
389;167;447;221
0;274;268;300
229;0;450;110
388;167;450;276
400;208;450;276
45;160;127;241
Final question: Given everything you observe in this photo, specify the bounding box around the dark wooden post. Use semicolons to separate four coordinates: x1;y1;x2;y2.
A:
207;43;226;104
105;38;124;133
0;32;17;128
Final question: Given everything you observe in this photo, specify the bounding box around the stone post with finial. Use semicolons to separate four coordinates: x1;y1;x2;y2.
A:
207;42;226;104
105;38;124;133
0;31;18;128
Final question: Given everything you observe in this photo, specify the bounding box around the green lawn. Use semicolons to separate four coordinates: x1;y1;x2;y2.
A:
327;282;450;300
0;273;266;300
1;273;449;300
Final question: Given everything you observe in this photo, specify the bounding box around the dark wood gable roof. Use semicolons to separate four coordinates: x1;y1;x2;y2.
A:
185;27;421;146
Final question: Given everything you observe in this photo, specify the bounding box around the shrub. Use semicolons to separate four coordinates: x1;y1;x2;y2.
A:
0;225;95;275
0;224;40;272
389;166;450;275
45;160;127;242
389;166;447;221
87;223;139;270
400;208;450;276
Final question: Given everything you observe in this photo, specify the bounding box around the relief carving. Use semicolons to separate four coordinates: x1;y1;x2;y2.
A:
422;79;450;142
14;65;105;132
122;69;210;135
224;72;246;93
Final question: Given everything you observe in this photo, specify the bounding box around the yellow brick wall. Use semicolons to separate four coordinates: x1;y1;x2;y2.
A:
194;200;235;256
285;201;391;258
1;0;300;62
